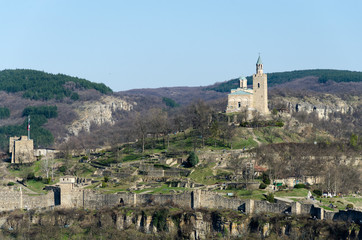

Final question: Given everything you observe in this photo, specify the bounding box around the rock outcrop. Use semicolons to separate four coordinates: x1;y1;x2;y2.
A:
271;95;357;119
68;95;135;136
0;207;360;239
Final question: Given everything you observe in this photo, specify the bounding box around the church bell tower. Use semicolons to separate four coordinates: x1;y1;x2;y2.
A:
252;55;269;114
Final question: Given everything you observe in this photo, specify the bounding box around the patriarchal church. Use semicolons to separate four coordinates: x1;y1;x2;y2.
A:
226;56;269;115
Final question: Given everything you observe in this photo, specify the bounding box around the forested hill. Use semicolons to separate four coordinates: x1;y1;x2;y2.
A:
0;69;112;101
207;69;362;93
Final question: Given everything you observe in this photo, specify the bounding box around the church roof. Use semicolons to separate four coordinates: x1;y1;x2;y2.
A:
229;89;252;95
256;55;263;65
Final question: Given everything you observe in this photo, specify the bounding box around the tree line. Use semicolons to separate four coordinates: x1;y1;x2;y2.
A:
255;142;361;194
0;69;112;101
207;69;362;92
0;105;57;150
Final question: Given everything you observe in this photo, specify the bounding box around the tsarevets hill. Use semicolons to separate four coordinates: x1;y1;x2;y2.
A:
0;68;361;151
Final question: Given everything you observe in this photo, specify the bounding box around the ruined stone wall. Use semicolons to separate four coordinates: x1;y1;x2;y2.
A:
0;189;21;211
198;150;254;165
56;185;362;222
22;192;54;210
193;190;247;210
9;136;35;164
253;201;290;214
0;188;54;212
324;209;362;222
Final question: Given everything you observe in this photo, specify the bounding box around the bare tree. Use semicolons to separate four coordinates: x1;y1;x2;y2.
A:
187;100;213;148
133;112;149;153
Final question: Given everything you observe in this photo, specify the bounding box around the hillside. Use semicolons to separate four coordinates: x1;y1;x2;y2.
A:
207;69;362;93
120;69;362;108
0;68;361;152
0;69;112;101
0;70;129;150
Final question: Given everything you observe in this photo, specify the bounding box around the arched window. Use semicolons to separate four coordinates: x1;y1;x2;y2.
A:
258;83;260;88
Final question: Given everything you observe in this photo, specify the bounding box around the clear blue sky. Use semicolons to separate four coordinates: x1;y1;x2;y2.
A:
0;1;361;91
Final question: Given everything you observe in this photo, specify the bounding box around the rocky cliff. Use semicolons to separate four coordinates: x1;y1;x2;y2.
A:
270;94;358;119
67;95;135;136
0;207;360;239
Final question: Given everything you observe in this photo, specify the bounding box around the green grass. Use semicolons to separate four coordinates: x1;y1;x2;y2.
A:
320;205;334;211
189;163;217;185
344;197;362;207
316;197;347;211
26;180;47;194
274;188;309;198
232;137;258;149
215;189;267;200
132;184;188;194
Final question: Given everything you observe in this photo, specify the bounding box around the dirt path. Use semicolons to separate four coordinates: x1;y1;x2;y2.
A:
250;130;262;146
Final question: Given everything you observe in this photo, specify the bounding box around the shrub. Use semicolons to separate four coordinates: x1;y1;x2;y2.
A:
265;193;275;203
350;134;358;148
162;97;179;108
346;204;354;210
7;182;15;186
0;107;10;119
262;173;271;185
275;121;284;127
59;166;67;173
185;152;199;167
313;189;322;196
294;183;307;189
104;176;109;183
27;172;35;180
42;177;51;184
259;183;267;189
152;209;169;231
70;92;79;101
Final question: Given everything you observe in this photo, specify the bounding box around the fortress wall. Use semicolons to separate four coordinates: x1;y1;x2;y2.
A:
22;192;54;209
299;204;314;214
324;210;362;222
0;188;54;212
57;187;362;222
136;192;192;209
253;201;290;214
83;191;120;209
0;189;21;211
192;190;248;210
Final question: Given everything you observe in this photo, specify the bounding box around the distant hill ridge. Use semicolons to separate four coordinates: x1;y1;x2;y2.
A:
207;69;362;93
0;69;112;101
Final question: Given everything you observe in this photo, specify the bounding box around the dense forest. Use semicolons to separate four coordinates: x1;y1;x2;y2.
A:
207;69;362;92
0;107;10;119
0;69;112;100
0;106;57;149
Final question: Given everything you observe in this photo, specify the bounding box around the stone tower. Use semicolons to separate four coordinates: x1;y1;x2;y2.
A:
252;55;269;114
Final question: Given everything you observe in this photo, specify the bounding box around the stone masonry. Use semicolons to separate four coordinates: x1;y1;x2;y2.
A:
226;56;269;115
9;136;35;164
